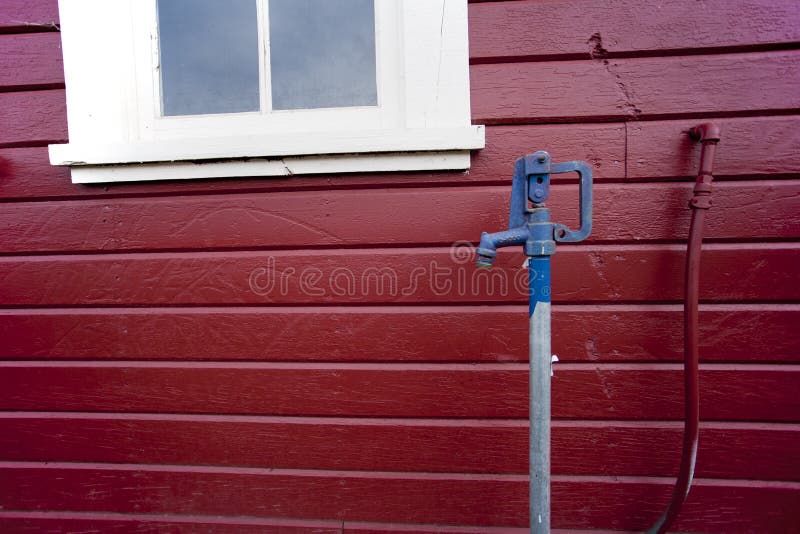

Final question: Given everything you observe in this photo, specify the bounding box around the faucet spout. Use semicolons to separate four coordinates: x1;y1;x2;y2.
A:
476;226;528;269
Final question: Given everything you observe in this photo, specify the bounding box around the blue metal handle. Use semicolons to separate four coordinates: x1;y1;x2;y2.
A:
551;161;593;243
476;151;593;269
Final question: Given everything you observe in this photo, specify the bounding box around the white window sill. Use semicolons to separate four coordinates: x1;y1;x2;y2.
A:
49;126;484;166
62;150;474;184
51;125;484;183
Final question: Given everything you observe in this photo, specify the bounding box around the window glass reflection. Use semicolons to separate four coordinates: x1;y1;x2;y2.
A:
158;0;260;116
269;0;377;110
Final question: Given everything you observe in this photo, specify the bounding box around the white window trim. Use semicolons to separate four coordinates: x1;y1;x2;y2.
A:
140;0;401;137
49;0;484;183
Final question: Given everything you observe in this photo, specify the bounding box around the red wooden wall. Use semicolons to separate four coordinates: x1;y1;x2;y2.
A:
1;0;799;531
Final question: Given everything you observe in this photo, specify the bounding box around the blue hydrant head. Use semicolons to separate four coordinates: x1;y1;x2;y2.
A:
474;150;593;270
474;152;552;270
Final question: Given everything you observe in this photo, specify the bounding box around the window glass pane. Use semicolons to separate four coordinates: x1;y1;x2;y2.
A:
157;0;260;116
269;0;377;110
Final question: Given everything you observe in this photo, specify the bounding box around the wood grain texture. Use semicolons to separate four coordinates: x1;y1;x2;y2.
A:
0;512;624;534
628;116;800;179
0;90;66;147
469;0;800;61
2;305;797;363
4;0;798;66
4;51;798;150
2;0;799;529
0;515;341;534
4;116;800;201
0;512;343;534
2;182;798;253
1;415;797;481
0;245;795;306
0;464;797;531
348;526;620;534
471;51;800;123
0;0;58;32
0;33;62;88
0;363;796;421
0;122;626;201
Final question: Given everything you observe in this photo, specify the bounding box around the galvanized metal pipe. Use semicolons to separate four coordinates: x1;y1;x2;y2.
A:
529;256;552;532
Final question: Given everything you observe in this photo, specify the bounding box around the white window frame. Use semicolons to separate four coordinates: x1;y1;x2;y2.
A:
49;0;485;183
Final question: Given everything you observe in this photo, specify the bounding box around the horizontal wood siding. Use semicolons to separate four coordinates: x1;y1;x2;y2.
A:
2;306;798;362
0;0;798;532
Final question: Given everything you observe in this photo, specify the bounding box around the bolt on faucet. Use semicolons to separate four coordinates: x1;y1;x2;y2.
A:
476;150;593;533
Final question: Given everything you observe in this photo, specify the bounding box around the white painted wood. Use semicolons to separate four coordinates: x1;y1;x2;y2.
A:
256;0;271;115
402;0;472;129
51;0;482;182
132;0;402;139
69;151;473;183
50;126;484;166
57;0;138;145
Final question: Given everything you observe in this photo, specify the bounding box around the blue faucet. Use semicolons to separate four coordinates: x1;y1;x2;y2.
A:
476;151;593;269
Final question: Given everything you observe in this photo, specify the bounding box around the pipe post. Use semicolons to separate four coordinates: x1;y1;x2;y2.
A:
476;151;592;532
529;253;552;532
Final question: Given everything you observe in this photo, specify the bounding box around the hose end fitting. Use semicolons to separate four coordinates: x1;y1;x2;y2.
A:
476;257;494;270
688;123;721;144
688;122;720;210
476;232;497;269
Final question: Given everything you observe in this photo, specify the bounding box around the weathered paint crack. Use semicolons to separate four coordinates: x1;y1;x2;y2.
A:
587;32;608;60
588;33;642;120
432;0;447;127
279;158;294;176
606;60;643;119
584;337;601;361
9;20;60;30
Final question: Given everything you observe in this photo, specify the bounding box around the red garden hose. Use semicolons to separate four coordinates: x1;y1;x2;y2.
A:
647;123;721;534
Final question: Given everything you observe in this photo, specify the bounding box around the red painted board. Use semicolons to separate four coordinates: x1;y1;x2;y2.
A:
4;51;798;150
0;465;796;531
469;0;800;61
6;0;799;76
347;525;613;534
1;182;798;253
471;51;800;123
0;33;62;88
628;116;800;179
0;0;59;31
0;122;627;201
1;415;797;481
0;513;618;534
1;245;795;306
2;306;797;363
0;363;796;421
477;124;616;183
0;90;66;147
0;147;73;196
0;513;340;534
4;116;800;202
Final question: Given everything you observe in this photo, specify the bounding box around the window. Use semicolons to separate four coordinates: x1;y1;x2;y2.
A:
49;0;484;183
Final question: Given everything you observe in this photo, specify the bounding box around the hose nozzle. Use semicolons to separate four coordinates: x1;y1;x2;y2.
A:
476;232;498;269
